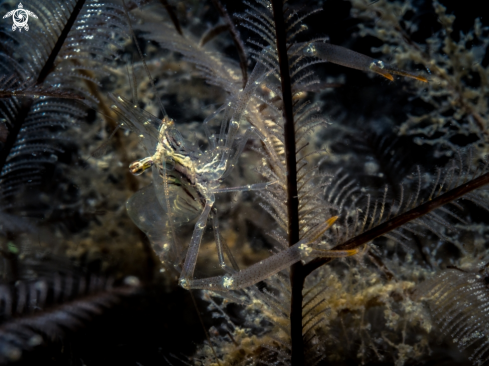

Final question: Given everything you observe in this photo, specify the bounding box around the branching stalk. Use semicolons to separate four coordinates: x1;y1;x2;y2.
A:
303;171;489;276
270;0;303;364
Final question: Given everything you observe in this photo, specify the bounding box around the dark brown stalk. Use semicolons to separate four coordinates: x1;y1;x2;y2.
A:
0;89;84;99
200;24;229;47
210;0;248;88
303;170;489;277
158;0;183;36
37;0;87;84
270;0;303;364
0;0;86;177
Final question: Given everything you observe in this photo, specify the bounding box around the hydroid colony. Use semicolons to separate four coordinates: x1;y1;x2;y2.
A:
0;0;489;365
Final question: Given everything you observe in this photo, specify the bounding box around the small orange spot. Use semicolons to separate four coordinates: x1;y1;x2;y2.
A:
414;75;428;83
326;216;338;227
345;248;359;256
370;64;395;81
379;72;394;81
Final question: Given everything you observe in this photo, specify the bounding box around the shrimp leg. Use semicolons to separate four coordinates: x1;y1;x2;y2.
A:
179;194;215;289
187;216;360;291
304;42;427;83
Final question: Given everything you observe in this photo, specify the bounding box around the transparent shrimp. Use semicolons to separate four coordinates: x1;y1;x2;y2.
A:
111;89;362;291
304;42;428;82
109;90;278;288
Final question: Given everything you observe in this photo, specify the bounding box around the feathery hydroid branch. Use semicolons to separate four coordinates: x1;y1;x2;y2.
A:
303;170;489;276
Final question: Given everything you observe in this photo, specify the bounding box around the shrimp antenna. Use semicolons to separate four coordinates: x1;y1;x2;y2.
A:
90;60;140;160
127;60;138;106
190;290;222;366
121;0;167;118
121;0;182;266
116;13;220;363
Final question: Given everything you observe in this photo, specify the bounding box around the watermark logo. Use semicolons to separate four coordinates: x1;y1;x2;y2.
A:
3;3;37;32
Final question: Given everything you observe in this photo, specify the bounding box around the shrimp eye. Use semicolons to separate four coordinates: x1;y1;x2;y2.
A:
129;157;153;175
129;162;144;175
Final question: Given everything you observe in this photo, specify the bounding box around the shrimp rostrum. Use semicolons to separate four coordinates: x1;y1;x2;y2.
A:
109;62;360;292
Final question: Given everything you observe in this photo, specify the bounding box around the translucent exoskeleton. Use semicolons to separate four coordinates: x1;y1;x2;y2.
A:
108;65;277;283
110;59;362;292
303;42;428;83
